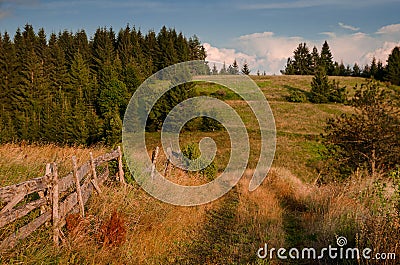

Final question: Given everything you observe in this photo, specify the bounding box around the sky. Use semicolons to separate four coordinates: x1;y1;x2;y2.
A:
0;0;399;74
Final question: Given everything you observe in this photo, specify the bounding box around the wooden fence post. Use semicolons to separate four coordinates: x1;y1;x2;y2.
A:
151;146;159;180
117;146;125;184
72;156;85;217
90;152;102;194
51;163;60;246
164;147;172;178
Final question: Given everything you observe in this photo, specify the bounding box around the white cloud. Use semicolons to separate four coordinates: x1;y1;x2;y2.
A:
320;32;336;38
205;24;400;74
365;41;400;63
338;22;359;31
376;24;400;35
203;43;260;72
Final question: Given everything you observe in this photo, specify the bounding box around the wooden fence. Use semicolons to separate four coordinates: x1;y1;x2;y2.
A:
0;146;125;250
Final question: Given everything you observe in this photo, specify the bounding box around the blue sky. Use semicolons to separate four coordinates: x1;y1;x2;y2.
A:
1;0;399;73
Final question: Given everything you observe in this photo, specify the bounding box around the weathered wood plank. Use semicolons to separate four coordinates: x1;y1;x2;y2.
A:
93;149;119;167
0;192;26;215
0;175;51;203
0;210;52;250
0;197;47;229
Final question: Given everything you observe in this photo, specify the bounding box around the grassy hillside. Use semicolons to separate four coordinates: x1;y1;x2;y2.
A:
1;75;399;264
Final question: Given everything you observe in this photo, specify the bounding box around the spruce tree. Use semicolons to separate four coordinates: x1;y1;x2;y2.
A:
311;46;320;73
386;46;400;85
219;62;227;74
352;63;361;77
370;57;378;78
228;59;239;74
320;41;334;75
292;43;312;75
309;66;330;103
241;62;251;75
212;64;218;75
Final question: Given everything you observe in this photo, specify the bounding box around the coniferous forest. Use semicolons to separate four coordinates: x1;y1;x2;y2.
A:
0;24;206;145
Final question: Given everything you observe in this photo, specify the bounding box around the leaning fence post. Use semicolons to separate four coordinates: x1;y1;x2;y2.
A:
72;156;85;217
51;163;60;246
151;146;159;180
89;152;102;194
117;146;125;184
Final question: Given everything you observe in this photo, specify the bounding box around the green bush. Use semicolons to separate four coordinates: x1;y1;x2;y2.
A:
182;143;218;180
287;90;307;103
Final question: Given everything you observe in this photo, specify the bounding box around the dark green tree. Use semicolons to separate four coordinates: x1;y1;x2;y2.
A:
311;46;320;73
241;62;251;75
228;59;239;74
352;63;361;77
320;41;334;75
292;43;312;75
323;80;400;178
385;46;400;85
309;67;330;103
211;64;218;75
219;62;228;74
370;57;378;78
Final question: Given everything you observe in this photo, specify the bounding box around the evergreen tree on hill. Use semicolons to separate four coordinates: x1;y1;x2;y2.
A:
320;41;334;75
386;46;400;85
241;62;251;75
293;43;312;75
311;46;320;74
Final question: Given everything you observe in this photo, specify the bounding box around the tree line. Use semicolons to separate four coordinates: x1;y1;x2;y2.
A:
281;41;400;86
0;24;206;145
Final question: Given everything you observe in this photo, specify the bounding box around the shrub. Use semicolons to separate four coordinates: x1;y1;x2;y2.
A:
322;80;400;180
309;67;347;104
182;143;218;180
287;90;307;103
98;210;126;247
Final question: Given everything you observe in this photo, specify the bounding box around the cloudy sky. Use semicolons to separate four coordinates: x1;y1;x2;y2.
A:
0;0;399;74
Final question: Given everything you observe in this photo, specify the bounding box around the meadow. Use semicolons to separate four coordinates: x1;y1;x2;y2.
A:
0;75;398;264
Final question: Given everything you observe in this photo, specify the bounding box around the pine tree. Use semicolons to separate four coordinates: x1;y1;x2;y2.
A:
370;57;378;78
376;60;385;81
309;66;330;103
228;59;239;74
292;43;312;75
69;51;92;104
212;64;218;75
320;41;334;75
219;62;227;74
0;32;15;112
386;46;400;85
352;63;361;77
188;35;206;60
282;58;295;75
241;62;251;75
311;46;320;73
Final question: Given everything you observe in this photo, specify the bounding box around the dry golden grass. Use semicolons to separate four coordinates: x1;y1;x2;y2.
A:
0;143;108;187
236;169;285;249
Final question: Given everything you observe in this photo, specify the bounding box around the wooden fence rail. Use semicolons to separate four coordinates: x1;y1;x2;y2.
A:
0;147;124;250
